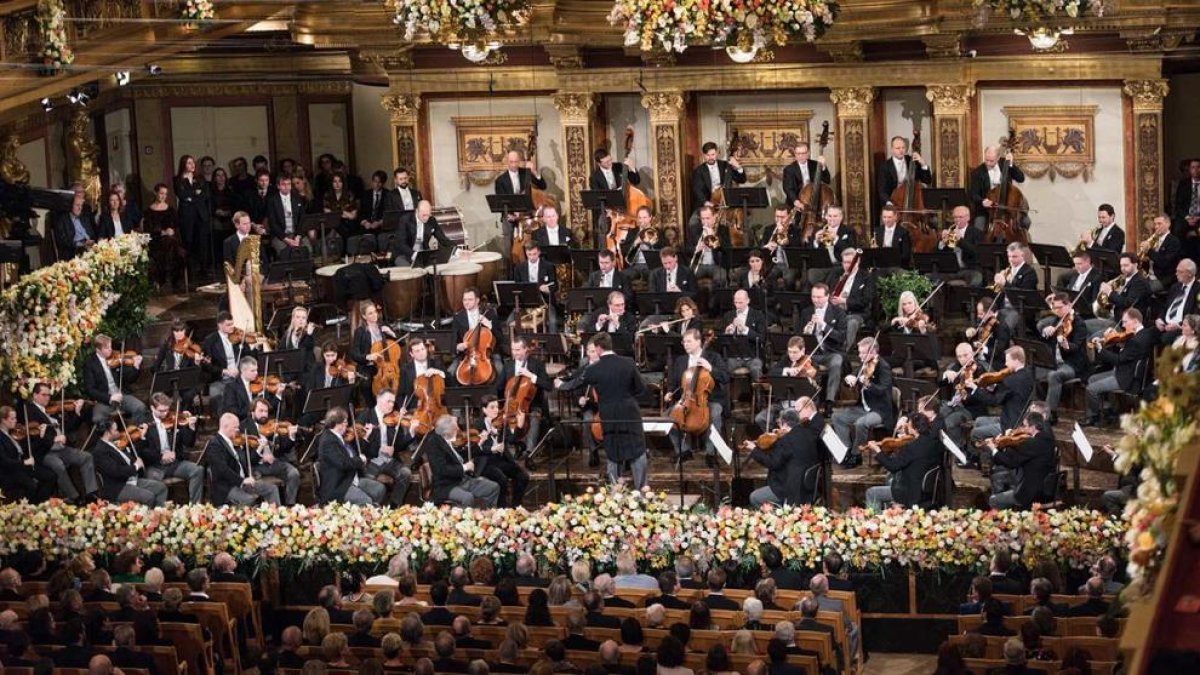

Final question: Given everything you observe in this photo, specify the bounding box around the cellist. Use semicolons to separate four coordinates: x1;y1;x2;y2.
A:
472;395;530;508
351;301;400;405
398;338;446;429
665;329;729;467
451;287;503;384
968;146;1026;232
496;336;551;459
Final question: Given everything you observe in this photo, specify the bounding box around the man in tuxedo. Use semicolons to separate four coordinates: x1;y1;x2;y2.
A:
392;167;422;217
205;412;281;505
865;409;943;510
745;404;823;506
1080;203;1125;254
450;287;504;382
988;413;1057;509
1145;213;1183;293
222;210;266;268
968;145;1027;231
201;312;261;417
803;206;858;283
425;413;500;507
52;191;96;260
138;392;204;503
967;346;1036;453
531;205;576;249
391;199;454;267
396;338;445;420
494;149;547;257
1052;252;1103;334
241;398;303;505
798;283;847;409
936;206;983;286
354;389;413;506
495;336;552;460
240;170;273;235
1172;158;1200;258
644;571;690;610
940;342;993;451
873;205;912;267
1084;308;1158;426
831;337;895;467
587;249;634;304
93;418;168;506
991;242;1040;354
511;242;559;332
877;135;932;208
554;332;649;488
666;328;730;466
586;290;638;337
0;405;56;503
721;289;767;380
1038;294;1089;425
782;143;832;222
825;249;874;353
220;356;258;421
648;246;698;296
691;141;746;214
620;206;661;282
20;383;96;502
82;333;147;424
589;147;641;247
267;174;310;255
687;205;732;288
1155;258;1197;345
357;170;394;254
1092;253;1152;337
471;395;531;507
316;407;385;505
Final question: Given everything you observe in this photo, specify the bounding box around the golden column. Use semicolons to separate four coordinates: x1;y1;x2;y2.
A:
640;91;688;237
1122;79;1170;244
925;84;975;189
381;94;422;187
829;87;875;239
553;93;595;241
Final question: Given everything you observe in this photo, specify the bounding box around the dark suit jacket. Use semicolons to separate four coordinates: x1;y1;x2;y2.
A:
993;430;1057;507
426;433;470;504
783;160;832;207
584;309;638;337
221;378;255;421
1148;232;1183;280
586;611;622;629
1091;225;1126;254
112;646;159;675
392;186;423;214
648;265;698;296
644;593;690;610
798;304;848;354
667;349;730;410
51;644;94;668
769;567;807;591
938;224;982;270
93;441;143;502
685;222;733;269
496;357;552;412
396;357;446;408
95;211;132;240
876;431;943;507
451;305;501;346
877;155;932;207
970;366;1035;432
267;191;307;241
824;267;876;317
391;215;454;262
749;422;821;505
587;268;635;302
1096;326;1157;393
317;430;365;504
52;210;97;259
691;160;746;210
448;588;483;606
1066;598;1110;617
1056;268;1101;319
204;434;254;505
1045;312;1090;376
567;353;647;462
423;606;456;625
766;661;806;675
531;225;576;249
81;352;138;402
858;358;896;429
240;187;273;226
1109;272;1151;316
873;224;912;264
1162;280;1199;323
589;164;640;191
513;258;556;292
348;631;382;648
968;163;1026;220
138;420;196;467
1023;599;1070;616
493;168;547;195
562;633;602;651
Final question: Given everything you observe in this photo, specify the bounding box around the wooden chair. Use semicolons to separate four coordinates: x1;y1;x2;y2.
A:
208;581;265;651
161;621;213;675
92;644;189;675
185;600;240;674
731;652;820;675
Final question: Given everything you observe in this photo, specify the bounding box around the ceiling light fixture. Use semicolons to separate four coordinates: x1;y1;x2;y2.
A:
115;71;131;86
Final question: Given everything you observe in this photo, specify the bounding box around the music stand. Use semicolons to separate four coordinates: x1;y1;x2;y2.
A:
636;292;683;317
1090;249;1119;276
642;333;683;366
893;377;941;414
1014;337;1057;371
727;246;761;271
495;281;545;326
884;333;938;379
566;287;614;316
774;292;810;329
862;247;902;270
300;212;340;260
760;376;818;402
767;332;794;356
1006;288;1048;314
580;189;626;216
539;244;571;268
788;247;836;280
486;193;534;224
408;330;456;355
150;367;205;396
256;349;307;378
914;251;961;277
1031;244;1074;290
723;187;770;214
710;288;737;314
569;249;599;277
298;384;354;463
976;243;1008;275
642;249;664;271
443;385;497;413
267;256;316;307
923;188;969;227
713;334;756;360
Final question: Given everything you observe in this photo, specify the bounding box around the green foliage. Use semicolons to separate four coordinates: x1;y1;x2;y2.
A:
98;257;153;341
876;270;934;318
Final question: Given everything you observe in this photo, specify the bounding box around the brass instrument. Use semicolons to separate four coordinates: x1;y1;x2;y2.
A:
772;225;791;246
1072;226;1101;256
1137;232;1162;274
690;231;721;271
1093;273;1127;320
941;227;958;250
816;223;837;247
639;225;660;247
989;265;1013;293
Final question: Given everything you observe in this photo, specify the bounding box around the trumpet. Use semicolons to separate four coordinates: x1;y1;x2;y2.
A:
940;227;957;250
816;224;837;248
989;266;1013;293
1093;273;1127;320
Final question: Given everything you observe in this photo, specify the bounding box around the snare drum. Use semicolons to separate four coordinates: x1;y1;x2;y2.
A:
467;251;503;300
381;266;427;320
426;261;482;314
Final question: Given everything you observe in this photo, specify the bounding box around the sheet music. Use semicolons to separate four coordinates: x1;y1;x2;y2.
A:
1072;423;1094;463
940;431;968;465
643;421;674;435
821;425;848;464
709;428;733;465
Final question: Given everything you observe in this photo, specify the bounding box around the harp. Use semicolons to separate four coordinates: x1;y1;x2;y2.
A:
224;234;263;333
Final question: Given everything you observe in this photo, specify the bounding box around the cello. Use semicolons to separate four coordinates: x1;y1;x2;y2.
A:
668;332;716;435
455;304;496;385
411;370;448;432
711;128;746;247
512;130;557;264
501;365;538;440
371;335;403;398
890;127;936;253
797;121;837;239
985;123;1029;244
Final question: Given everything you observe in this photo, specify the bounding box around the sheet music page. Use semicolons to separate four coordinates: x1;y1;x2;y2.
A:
1072;423;1094;463
709;428;733;465
940;431;968;465
821;425;848;464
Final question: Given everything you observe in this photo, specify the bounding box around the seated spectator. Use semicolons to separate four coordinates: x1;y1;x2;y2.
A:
1068;577;1111;617
584;590;621;628
1096;614;1121;639
51;617;92;667
400;611;429;651
84;606;114;645
668;623;692;653
1061;646;1094;675
415;657;436;675
548;575;579;608
141;567;165;601
113;584;149;622
972;598;1014;637
822;553;854;592
366;554;409;587
28;606;60;644
318;584;355;624
449;566;482;606
760;543;805;591
59;588;85;623
493;639;527;673
543;638;579;673
342;574;373;605
111;623;158;675
645;571;689;610
434;630;471;673
645;603;667;629
424;582;456;625
512;553;547;587
961;632;987;659
1020;622;1056;661
810;573;859;659
742;597;769;631
453;614;492;649
571;560;593;593
133;610;172;647
612;552;657;590
478;595;507;625
380;631;406;669
960;576;1012;615
2;630;39;666
211;552;250;584
111;549;145;583
703;569;739;611
594;573;634;608
933;641;967;675
302;606;331;646
1094;555;1124;595
1000;637;1033;675
730;629;758;655
794;597;842;667
563;609;601;651
468;660;490;675
0;567;24;600
764;638;800;675
755;578;783;612
707;644;738;675
161;555;186;582
396;573;426;607
349;608;382;648
185;568;211;601
494;577;521;607
469;557;496;587
525;588;554;626
635;654;657;675
675;556;703;590
1024;578;1069;616
597;639;634;675
158;588;200;625
321;631;353;668
690;602;716;631
772;621;823;669
619;616;647;653
1030;606;1058;637
505;622;530;650
86;568;117;602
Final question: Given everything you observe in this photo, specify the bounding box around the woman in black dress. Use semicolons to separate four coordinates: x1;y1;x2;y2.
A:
209;167;236;268
144;183;187;290
174;154;212;277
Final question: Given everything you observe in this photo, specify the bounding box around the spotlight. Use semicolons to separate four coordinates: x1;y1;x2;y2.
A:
41;97;53;112
146;64;162;76
115;71;131;86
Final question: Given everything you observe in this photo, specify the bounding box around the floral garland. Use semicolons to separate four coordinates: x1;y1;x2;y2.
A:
1113;348;1199;599
35;0;74;70
973;0;1107;23
610;0;840;54
181;0;215;24
0;234;149;398
0;489;1123;573
389;0;531;43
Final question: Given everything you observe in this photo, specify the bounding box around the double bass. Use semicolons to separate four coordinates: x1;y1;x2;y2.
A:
985;124;1029;244
797;121;837;240
604;127;653;270
512;131;558;264
711;128;746;247
891;128;936;253
668;332;716;435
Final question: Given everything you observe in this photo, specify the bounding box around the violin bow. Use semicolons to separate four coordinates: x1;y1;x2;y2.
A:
119;338;127;390
170;394;182;458
20;402;34;461
853;329;884;383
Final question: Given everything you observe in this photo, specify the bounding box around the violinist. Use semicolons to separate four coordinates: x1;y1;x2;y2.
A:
314;407;384;505
889;290;940;366
22;382;97;503
511;242;559;333
553;333;648;488
353;390;413;507
965;299;1001;367
1051;252;1101;330
825;247;873;352
620;206;661;282
497;336;552;459
873;206;912;268
139;393;204;503
472;395;530;507
398;338;446;425
798;284;847;411
762;206;799;290
93;417;168;506
1039;293;1088;424
783;143;831;219
665;329;729;467
1083;308;1157;428
425;413;500;508
864;412;942;512
966;347;1036;460
201;312;259;415
300;342;357;425
878;136;931;212
991;242;1039;355
831;338;895;468
939;343;992;450
82;334;148;424
205;412;281;506
351;301;400;403
721;289;766;380
968;146;1026;231
280;306;316;368
587;290;638;338
220;357;260;422
241;398;302;505
986;412;1056;510
1154;259;1197;345
0;406;55;503
755;337;818;430
935;206;983;287
648;247;698;296
451;287;503;384
586;250;635;304
150;320;205;400
744;404;823;508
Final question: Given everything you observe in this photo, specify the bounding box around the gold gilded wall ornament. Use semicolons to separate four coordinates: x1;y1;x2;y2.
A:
717;110;814;184
450;115;538;187
1000;105;1098;182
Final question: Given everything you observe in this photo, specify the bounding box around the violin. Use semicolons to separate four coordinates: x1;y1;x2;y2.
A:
969;312;998;351
455;308;496;385
975;367;1012;388
229;432;261;449
1094;328;1133;348
669;332;716;435
45;400;88;416
10;422;47;441
161;411;203;429
229;328;274;348
106;350;140;368
258;420;310;438
856;355;879;387
865;418;917;455
502;369;538;439
114;426;144;449
327;358;358;379
1055;314;1074;339
452;428;483;449
249;375;296;396
791;357;817;380
897;309;933;332
955;360;977;401
989;429;1032;449
172;336;208;363
747;428;783;451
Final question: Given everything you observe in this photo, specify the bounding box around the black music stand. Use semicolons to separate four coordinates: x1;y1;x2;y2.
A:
637;292;684;317
767;332;794;355
300;212;340;260
1032;244;1074;291
495;281;544;326
299;384;354;462
267;256;316;307
1090;249;1119;276
642;249;664;271
727;247;761;271
408;330;456;355
914;251;960;277
443;385;497;414
760;376;818;402
774;292;810;329
723;187;770;215
1014;337;1057;371
257;349;306;379
976;243;1008;275
569;249;599;277
862;247;902;270
642;333;683;366
580;331;634;357
567;287;614;316
713;334;756;360
893;377;941;414
381;210;404;232
540;244;571;268
710;288;737;314
1006;288;1047;314
788;247;836;279
885;334;938;379
923;188;969;227
580;189;625;216
150;367;205;396
486;193;534;224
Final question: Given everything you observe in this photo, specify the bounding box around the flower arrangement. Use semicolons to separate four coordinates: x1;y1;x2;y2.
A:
389;0;531;43
35;0;74;71
1112;348;1199;599
0;488;1123;573
610;0;840;54
180;0;215;25
0;233;149;398
973;0;1107;23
